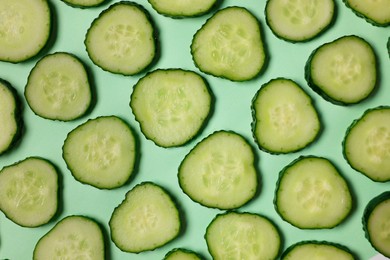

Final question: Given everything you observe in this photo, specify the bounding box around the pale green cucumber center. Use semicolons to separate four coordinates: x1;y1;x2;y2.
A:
284;243;354;259
368;199;390;257
346;0;390;25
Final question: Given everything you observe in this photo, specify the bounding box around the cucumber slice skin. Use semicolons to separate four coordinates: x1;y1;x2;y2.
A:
109;182;181;253
343;106;390;182
274;156;353;229
205;211;281;260
305;35;377;105
33;215;105;260
251;77;321;154
0;157;58;228
363;191;390;258
62;116;137;189
265;0;336;42
61;0;107;8
130;68;213;148
0;78;23;155
25;52;93;121
147;0;220;18
84;1;159;76
191;6;268;82
0;0;52;63
343;0;390;27
178;130;259;210
164;248;203;260
281;240;356;260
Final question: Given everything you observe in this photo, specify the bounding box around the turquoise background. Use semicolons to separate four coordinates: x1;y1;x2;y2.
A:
0;0;389;259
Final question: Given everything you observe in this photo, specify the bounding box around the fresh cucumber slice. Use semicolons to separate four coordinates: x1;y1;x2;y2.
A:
251;78;321;154
85;1;158;76
148;0;218;18
275;156;352;229
109;182;181;253
178;130;258;210
0;79;22;155
281;241;355;260
305;35;377;105
25;52;92;121
265;0;335;42
0;0;51;63
0;157;58;227
343;0;390;27
62;116;137;189
130;69;212;147
363;191;390;258
164;248;203;260
191;6;267;81
33;215;105;260
343;106;390;182
205;211;281;260
61;0;107;8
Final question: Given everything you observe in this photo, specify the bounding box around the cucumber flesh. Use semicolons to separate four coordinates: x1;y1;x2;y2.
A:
148;0;218;17
0;0;51;63
343;106;390;182
344;0;390;26
0;157;58;227
25;52;92;121
266;0;335;42
191;6;267;81
252;78;321;154
164;248;202;260
33;215;105;260
62;116;137;189
109;182;181;253
61;0;107;8
130;69;212;147
275;156;352;229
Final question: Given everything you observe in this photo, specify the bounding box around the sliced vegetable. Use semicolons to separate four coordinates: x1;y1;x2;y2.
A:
62;116;137;189
0;79;22;155
343;106;390;182
25;52;92;121
251;78;321;154
265;0;335;42
178;130;258;210
130;68;212;147
191;6;267;81
0;0;51;63
275;156;352;229
109;182;181;253
0;157;58;227
343;0;390;27
164;248;203;260
363;191;390;258
281;240;355;260
205;211;281;260
305;35;377;105
33;215;105;260
61;0;107;8
85;1;158;76
147;0;218;18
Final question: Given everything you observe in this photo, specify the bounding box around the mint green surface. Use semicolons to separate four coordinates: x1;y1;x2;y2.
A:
0;0;389;259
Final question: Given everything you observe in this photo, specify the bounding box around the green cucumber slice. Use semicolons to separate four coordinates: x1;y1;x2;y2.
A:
147;0;218;18
343;0;390;27
109;182;181;253
62;116;137;189
164;248;203;260
61;0;107;8
0;157;58;227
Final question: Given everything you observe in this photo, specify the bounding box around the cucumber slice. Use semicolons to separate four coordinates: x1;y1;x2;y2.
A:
109;182;181;253
0;0;51;63
251;78;321;154
275;156;353;229
0;79;22;155
0;157;58;227
281;241;355;260
178;130;258;210
147;0;218;18
33;215;105;260
265;0;335;42
363;191;390;258
343;106;390;182
305;35;377;105
205;211;281;260
62;116;137;189
191;6;267;81
343;0;390;27
130;69;212;148
25;52;92;121
61;0;107;8
85;1;158;76
164;248;203;260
